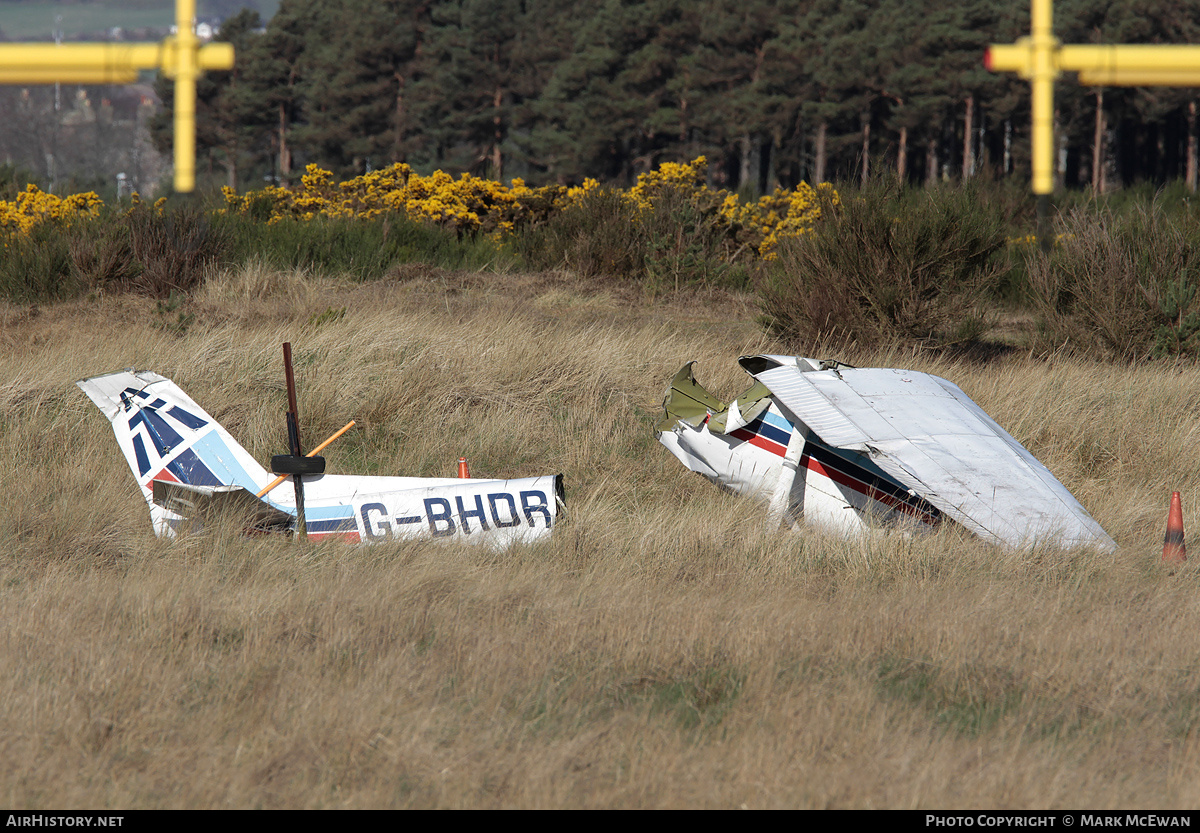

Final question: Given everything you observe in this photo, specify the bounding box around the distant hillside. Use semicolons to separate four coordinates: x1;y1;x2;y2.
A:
0;1;278;41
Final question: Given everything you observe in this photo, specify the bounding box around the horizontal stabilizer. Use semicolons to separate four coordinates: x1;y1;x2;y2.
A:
151;480;294;532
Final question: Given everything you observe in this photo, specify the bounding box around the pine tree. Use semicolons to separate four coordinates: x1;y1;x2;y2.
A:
687;0;794;192
534;0;699;183
292;0;429;176
800;0;874;184
410;0;535;179
253;0;323;182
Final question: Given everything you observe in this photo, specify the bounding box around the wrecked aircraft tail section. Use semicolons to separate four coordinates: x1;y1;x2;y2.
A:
77;370;271;536
656;356;1116;552
78;369;564;548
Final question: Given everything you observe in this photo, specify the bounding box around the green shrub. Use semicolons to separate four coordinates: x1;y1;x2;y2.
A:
509;186;642;279
0;204;515;304
1025;203;1200;361
219;212;508;280
637;185;750;291
127;204;230;298
758;178;1008;350
68;213;140;293
0;203;231;303
510;184;748;289
0;222;76;302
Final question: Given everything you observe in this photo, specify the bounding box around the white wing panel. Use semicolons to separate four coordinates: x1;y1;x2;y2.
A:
750;363;1115;551
752;366;874;447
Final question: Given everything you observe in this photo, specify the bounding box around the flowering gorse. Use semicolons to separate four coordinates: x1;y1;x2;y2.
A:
222;162;568;236
1;159;840;264
219;158;840;258
623;157;839;259
0;184;103;234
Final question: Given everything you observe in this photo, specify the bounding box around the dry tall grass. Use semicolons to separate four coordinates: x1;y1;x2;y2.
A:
3;264;1200;808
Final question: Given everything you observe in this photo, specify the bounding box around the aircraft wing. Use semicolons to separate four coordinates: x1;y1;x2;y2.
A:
746;359;1116;551
151;480;294;532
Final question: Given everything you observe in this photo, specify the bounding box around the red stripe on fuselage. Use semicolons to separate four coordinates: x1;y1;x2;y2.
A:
306;530;362;543
803;454;938;526
730;423;937;526
730;427;788;457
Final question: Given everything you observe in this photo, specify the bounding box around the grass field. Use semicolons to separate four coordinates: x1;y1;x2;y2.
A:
3;263;1200;808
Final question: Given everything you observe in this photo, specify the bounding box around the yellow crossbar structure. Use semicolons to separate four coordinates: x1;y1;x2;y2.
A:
987;0;1200;245
0;0;233;193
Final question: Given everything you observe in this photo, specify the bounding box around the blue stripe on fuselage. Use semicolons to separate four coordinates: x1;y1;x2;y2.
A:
760;409;793;432
307;517;357;533
132;434;151;477
301;504;355;521
128;407;183;458
744;415;791;447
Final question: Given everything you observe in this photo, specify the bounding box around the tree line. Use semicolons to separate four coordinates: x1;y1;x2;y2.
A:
145;0;1200;194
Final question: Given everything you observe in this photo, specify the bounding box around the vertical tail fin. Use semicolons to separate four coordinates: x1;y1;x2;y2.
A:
77;370;271;536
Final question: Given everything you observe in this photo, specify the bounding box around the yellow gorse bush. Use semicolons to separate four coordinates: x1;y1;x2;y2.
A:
221;162;569;236
0;184;103;235
221;158;840;258
622;156;840;259
625;158;710;212
0;159;840;262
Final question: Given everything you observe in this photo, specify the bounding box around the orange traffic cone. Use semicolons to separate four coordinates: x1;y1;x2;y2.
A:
457;457;470;478
1163;491;1186;563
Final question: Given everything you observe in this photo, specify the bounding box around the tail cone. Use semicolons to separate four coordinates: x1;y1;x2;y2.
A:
1163;491;1186;563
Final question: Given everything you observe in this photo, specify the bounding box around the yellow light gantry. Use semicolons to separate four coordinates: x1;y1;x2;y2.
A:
987;0;1200;203
0;0;234;193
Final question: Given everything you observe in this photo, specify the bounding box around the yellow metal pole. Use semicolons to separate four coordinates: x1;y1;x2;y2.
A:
0;0;232;193
1076;71;1200;87
1029;0;1057;200
984;0;1058;250
1060;44;1200;74
1080;71;1200;87
988;1;1200;247
174;0;198;194
0;44;163;84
